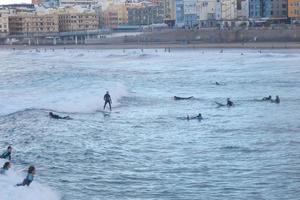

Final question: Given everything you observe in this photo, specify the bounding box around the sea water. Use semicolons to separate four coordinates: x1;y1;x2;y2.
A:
0;48;300;200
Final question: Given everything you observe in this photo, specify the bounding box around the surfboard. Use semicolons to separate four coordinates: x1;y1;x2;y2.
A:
215;102;226;107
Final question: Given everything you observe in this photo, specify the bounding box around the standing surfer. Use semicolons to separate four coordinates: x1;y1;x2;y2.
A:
103;91;112;111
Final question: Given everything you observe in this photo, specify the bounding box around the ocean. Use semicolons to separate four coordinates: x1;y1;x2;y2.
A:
0;48;300;200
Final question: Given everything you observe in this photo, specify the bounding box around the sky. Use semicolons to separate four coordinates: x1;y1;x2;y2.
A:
0;0;31;5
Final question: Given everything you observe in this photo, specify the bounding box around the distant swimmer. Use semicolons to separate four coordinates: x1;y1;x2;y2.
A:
16;165;36;187
49;112;72;120
216;82;220;85
0;162;11;175
174;96;193;100
227;98;234;107
0;146;12;161
262;95;272;101
103;91;112;111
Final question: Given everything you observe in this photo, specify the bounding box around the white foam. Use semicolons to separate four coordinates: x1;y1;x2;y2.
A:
0;160;60;200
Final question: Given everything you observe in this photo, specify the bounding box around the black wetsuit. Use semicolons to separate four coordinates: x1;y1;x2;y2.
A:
227;100;234;107
0;151;11;161
50;113;71;120
103;94;112;111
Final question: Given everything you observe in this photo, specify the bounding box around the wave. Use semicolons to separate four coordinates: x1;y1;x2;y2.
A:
0;160;60;200
0;83;129;116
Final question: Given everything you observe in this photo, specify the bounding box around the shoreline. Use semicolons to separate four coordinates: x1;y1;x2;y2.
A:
1;42;300;50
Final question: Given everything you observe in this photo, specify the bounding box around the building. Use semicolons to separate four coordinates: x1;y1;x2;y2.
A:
184;0;198;27
164;0;176;26
9;13;59;35
60;0;99;7
288;0;300;19
0;13;9;36
196;0;217;27
175;0;184;26
216;0;237;20
103;3;129;28
57;9;99;32
32;0;42;4
128;5;164;25
249;0;288;19
236;0;249;20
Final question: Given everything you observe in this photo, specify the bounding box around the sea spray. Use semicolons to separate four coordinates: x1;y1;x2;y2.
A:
0;160;60;200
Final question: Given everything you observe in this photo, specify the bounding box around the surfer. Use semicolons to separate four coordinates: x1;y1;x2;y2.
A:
174;96;193;100
227;98;234;107
273;95;280;104
216;82;220;85
16;165;36;187
0;146;12;161
187;113;203;120
49;112;72;120
0;162;11;175
262;95;272;101
103;91;112;111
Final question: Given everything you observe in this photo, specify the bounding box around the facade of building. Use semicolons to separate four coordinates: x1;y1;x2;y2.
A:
32;0;42;4
0;13;9;36
249;0;288;19
128;5;164;25
103;4;130;28
9;13;59;35
164;0;176;26
197;0;217;27
216;0;237;20
184;0;198;27
58;11;99;32
60;0;99;7
175;0;185;26
288;0;300;19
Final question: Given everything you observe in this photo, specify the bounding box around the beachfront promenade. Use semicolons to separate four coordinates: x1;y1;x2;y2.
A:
1;27;300;47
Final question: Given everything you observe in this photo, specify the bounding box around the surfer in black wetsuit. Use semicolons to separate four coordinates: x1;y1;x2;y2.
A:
103;91;112;111
16;165;36;187
0;146;12;161
262;95;272;101
227;98;234;107
49;112;71;120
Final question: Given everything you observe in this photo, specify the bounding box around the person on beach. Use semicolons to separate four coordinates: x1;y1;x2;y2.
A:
227;98;234;107
16;165;36;187
0;146;12;161
103;91;112;111
0;162;11;175
49;112;72;120
262;95;272;101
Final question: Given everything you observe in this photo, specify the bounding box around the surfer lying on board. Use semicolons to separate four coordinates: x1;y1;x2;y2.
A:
174;96;193;100
187;113;203;120
262;95;272;101
16;165;36;187
103;91;112;111
0;146;12;161
49;112;72;120
215;98;234;107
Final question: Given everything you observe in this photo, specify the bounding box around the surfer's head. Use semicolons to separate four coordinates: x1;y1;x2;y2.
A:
7;146;12;152
3;162;11;170
28;166;36;175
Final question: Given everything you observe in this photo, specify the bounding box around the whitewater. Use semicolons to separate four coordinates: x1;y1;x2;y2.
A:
0;48;300;200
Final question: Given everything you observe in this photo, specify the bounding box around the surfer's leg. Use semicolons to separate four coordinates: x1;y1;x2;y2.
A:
103;102;107;110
